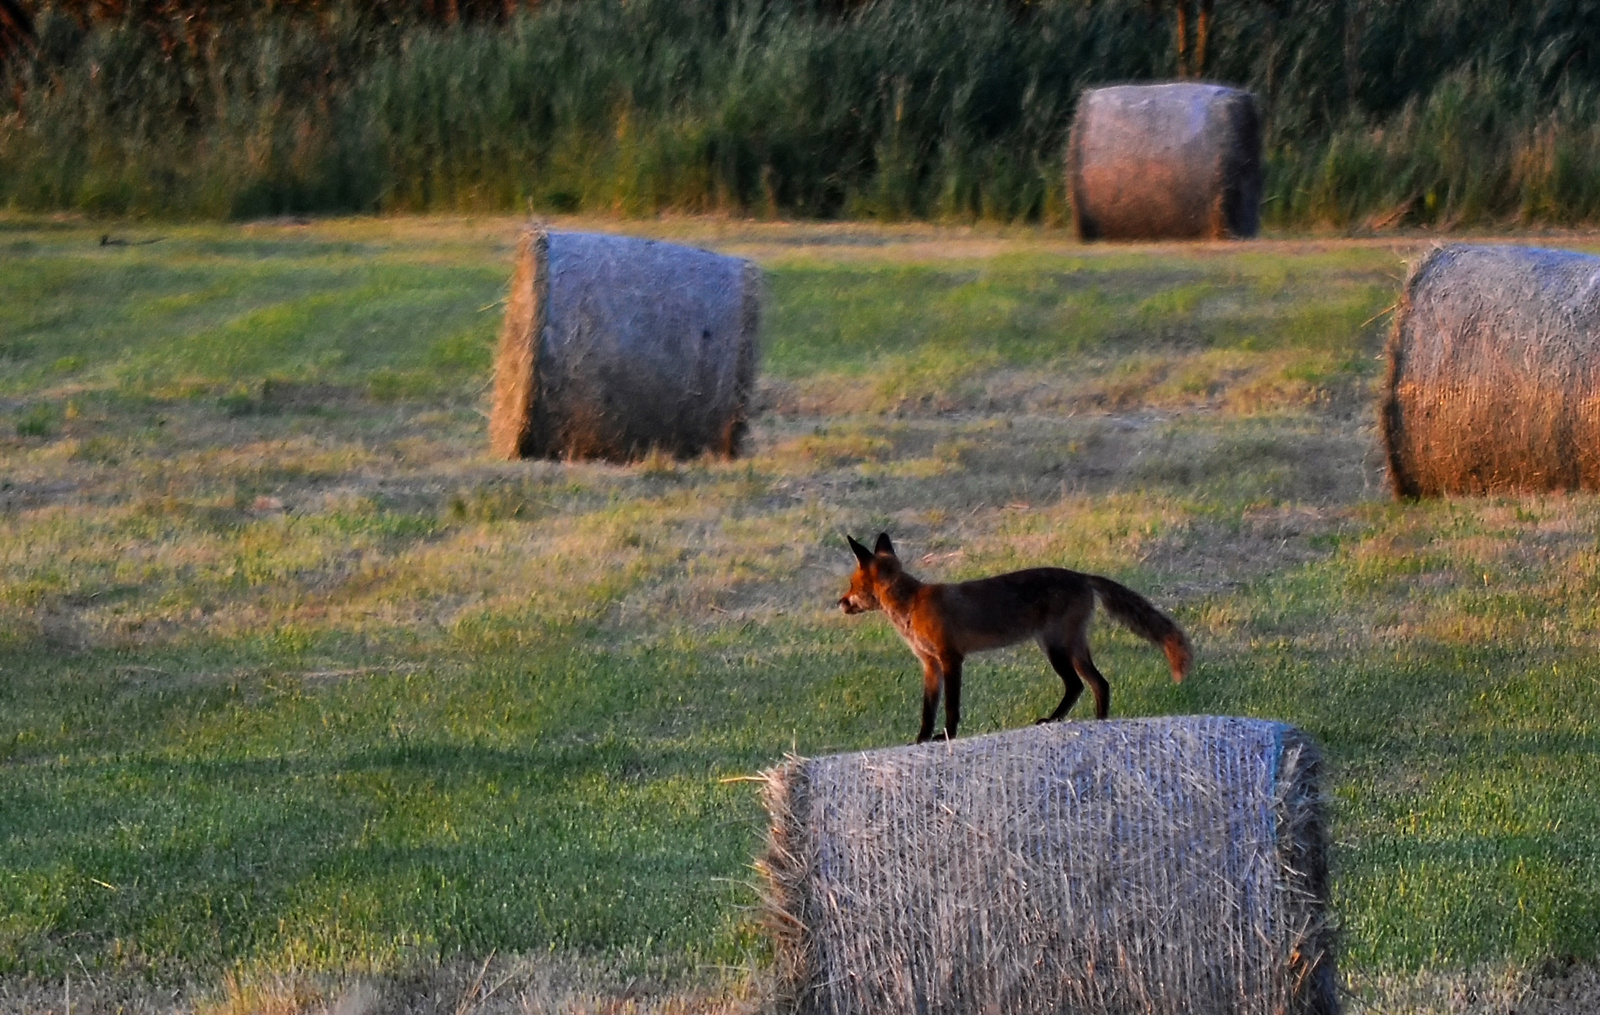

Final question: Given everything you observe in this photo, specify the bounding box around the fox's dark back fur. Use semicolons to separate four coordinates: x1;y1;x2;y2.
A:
924;567;1191;680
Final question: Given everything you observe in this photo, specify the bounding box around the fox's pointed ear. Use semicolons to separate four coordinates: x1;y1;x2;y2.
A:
874;532;895;557
847;535;874;566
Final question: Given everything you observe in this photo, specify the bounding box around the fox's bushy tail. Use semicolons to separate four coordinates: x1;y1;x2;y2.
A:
1086;575;1191;682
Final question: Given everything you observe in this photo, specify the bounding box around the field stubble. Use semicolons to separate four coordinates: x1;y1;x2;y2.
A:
2;217;1600;1013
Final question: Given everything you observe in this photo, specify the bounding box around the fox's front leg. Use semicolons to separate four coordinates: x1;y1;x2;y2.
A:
916;654;943;743
941;653;963;740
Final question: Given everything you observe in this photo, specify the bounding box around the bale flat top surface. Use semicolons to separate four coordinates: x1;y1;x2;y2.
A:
766;716;1331;1015
1080;83;1253;148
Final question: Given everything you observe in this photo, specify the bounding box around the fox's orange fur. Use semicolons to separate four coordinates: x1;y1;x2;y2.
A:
840;532;1192;743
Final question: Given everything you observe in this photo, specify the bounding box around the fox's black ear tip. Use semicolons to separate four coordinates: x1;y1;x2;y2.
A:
847;534;874;564
873;532;895;555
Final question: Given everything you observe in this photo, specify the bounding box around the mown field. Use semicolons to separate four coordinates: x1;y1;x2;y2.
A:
3;216;1600;1013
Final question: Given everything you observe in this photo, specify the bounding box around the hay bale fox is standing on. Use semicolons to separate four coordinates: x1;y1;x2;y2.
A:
758;718;1338;1015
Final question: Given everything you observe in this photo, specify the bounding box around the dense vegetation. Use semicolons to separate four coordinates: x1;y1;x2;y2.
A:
6;0;1600;225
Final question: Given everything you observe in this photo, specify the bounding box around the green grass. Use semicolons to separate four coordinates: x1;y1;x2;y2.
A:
3;216;1600;1011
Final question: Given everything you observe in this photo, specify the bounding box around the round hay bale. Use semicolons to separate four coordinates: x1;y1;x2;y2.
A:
1067;83;1263;241
758;717;1336;1015
1381;243;1600;497
489;227;762;462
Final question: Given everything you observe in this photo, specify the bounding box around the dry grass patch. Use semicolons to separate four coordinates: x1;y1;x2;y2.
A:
0;954;759;1015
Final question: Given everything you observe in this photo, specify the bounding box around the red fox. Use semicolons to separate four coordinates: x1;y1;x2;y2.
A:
839;533;1191;743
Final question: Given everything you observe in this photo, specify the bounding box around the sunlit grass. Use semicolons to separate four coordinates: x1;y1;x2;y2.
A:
2;216;1599;1012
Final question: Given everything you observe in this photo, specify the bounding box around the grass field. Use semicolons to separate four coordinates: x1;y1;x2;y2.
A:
3;216;1600;1013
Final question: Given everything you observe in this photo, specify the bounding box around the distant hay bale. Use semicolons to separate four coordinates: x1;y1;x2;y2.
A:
1381;243;1600;497
489;227;762;462
1067;83;1263;241
758;717;1336;1015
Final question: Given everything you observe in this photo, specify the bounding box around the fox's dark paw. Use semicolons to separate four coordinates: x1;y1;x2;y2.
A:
1034;716;1053;726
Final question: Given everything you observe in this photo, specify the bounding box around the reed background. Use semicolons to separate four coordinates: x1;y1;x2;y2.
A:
7;0;1600;227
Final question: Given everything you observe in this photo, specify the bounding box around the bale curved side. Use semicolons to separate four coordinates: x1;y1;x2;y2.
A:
756;758;820;1013
1068;82;1263;241
489;228;549;460
757;717;1337;1015
489;227;762;462
1274;729;1339;1015
1382;244;1600;497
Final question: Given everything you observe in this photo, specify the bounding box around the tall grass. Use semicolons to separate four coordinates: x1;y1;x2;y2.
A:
8;0;1600;225
1271;66;1600;229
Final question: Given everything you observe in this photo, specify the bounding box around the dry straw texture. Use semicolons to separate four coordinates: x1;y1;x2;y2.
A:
489;227;761;462
1067;83;1263;241
1380;243;1600;497
758;717;1336;1015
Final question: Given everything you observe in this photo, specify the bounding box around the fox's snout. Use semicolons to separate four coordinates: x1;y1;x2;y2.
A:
839;594;866;614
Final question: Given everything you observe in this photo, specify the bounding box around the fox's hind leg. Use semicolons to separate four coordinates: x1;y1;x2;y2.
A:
1038;642;1084;723
1070;636;1111;719
1039;628;1112;721
1038;596;1105;722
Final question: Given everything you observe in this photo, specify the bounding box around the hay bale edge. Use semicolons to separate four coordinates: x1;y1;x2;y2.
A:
488;227;549;460
1377;246;1439;499
756;758;819;1014
1273;729;1340;1015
